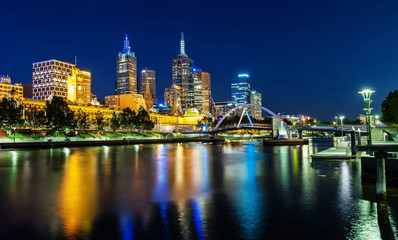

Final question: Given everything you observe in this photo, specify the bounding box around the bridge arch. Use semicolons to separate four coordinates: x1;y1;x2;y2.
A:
213;103;281;131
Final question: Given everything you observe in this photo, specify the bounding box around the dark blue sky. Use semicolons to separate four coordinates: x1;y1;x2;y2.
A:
1;0;398;121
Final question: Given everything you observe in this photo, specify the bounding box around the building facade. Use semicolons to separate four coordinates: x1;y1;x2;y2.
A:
172;32;194;111
140;69;157;105
193;69;211;114
116;35;137;95
250;90;262;119
105;93;146;112
201;71;211;114
231;74;250;104
0;75;23;99
67;66;91;105
32;59;75;101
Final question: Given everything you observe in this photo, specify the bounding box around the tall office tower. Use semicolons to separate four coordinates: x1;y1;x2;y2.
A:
231;74;251;115
116;35;137;94
141;69;157;105
33;59;75;101
172;32;194;111
231;74;250;104
193;69;211;113
201;71;211;113
250;90;262;119
193;68;202;111
67;66;91;105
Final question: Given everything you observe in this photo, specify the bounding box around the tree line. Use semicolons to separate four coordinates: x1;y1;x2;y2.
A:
0;96;154;135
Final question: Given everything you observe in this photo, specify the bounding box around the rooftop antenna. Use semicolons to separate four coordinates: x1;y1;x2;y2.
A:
75;56;77;66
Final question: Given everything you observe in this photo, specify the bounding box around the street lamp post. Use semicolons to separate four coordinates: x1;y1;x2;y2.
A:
339;116;344;137
359;89;375;145
13;127;16;143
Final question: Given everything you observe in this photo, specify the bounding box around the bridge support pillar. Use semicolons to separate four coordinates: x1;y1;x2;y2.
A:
298;130;303;139
350;130;356;156
375;150;387;197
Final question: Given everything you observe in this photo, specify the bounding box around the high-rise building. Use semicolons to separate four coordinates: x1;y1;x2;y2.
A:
193;68;202;110
231;74;250;115
32;59;92;102
193;69;211;113
172;32;194;111
67;66;91;105
250;90;262;119
116;35;137;95
201;71;211;114
140;69;157;105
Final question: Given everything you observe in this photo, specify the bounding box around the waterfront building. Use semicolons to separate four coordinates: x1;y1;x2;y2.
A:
0;75;23;99
164;84;182;115
172;32;194;111
140;69;157;105
32;59;75;101
250;90;262;119
116;35;137;95
105;93;146;112
67;66;91;105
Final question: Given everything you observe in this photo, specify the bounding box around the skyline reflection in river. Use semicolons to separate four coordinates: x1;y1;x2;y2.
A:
0;141;397;239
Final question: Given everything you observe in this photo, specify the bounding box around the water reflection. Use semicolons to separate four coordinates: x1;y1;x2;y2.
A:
57;150;98;237
0;141;396;239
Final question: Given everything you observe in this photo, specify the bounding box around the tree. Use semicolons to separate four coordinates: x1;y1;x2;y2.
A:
0;97;23;132
136;109;154;132
95;111;105;132
75;109;89;134
381;90;398;125
120;107;136;135
110;112;120;133
45;96;75;133
26;107;46;130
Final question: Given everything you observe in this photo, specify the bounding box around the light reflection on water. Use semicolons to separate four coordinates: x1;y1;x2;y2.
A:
0;141;397;239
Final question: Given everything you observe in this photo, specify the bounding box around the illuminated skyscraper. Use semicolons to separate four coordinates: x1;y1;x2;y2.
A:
201;71;211;113
116;35;137;94
140;69;157;105
172;32;194;111
32;59;92;103
231;74;250;104
250;90;262;119
193;69;211;113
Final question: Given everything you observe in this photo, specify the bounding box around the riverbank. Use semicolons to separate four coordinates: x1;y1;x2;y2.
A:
0;136;225;149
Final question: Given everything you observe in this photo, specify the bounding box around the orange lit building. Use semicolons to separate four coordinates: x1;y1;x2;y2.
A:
105;93;146;111
67;66;91;105
0;75;23;99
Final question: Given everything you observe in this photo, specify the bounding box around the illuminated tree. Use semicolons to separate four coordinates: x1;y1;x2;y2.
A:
45;96;75;133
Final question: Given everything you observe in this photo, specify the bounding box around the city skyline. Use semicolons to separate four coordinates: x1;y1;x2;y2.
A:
1;0;398;120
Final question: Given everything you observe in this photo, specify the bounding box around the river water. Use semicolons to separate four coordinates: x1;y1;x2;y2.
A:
0;139;397;239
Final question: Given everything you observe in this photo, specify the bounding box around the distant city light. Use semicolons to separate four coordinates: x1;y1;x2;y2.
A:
193;68;197;72
238;74;249;78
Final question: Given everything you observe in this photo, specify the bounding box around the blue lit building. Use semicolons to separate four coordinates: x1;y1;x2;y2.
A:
116;35;137;94
172;32;194;110
231;74;251;105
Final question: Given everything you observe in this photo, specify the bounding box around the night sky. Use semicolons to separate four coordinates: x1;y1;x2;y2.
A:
1;0;398;121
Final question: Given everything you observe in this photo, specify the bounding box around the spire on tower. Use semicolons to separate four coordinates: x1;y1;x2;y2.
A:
124;34;131;53
180;32;186;56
